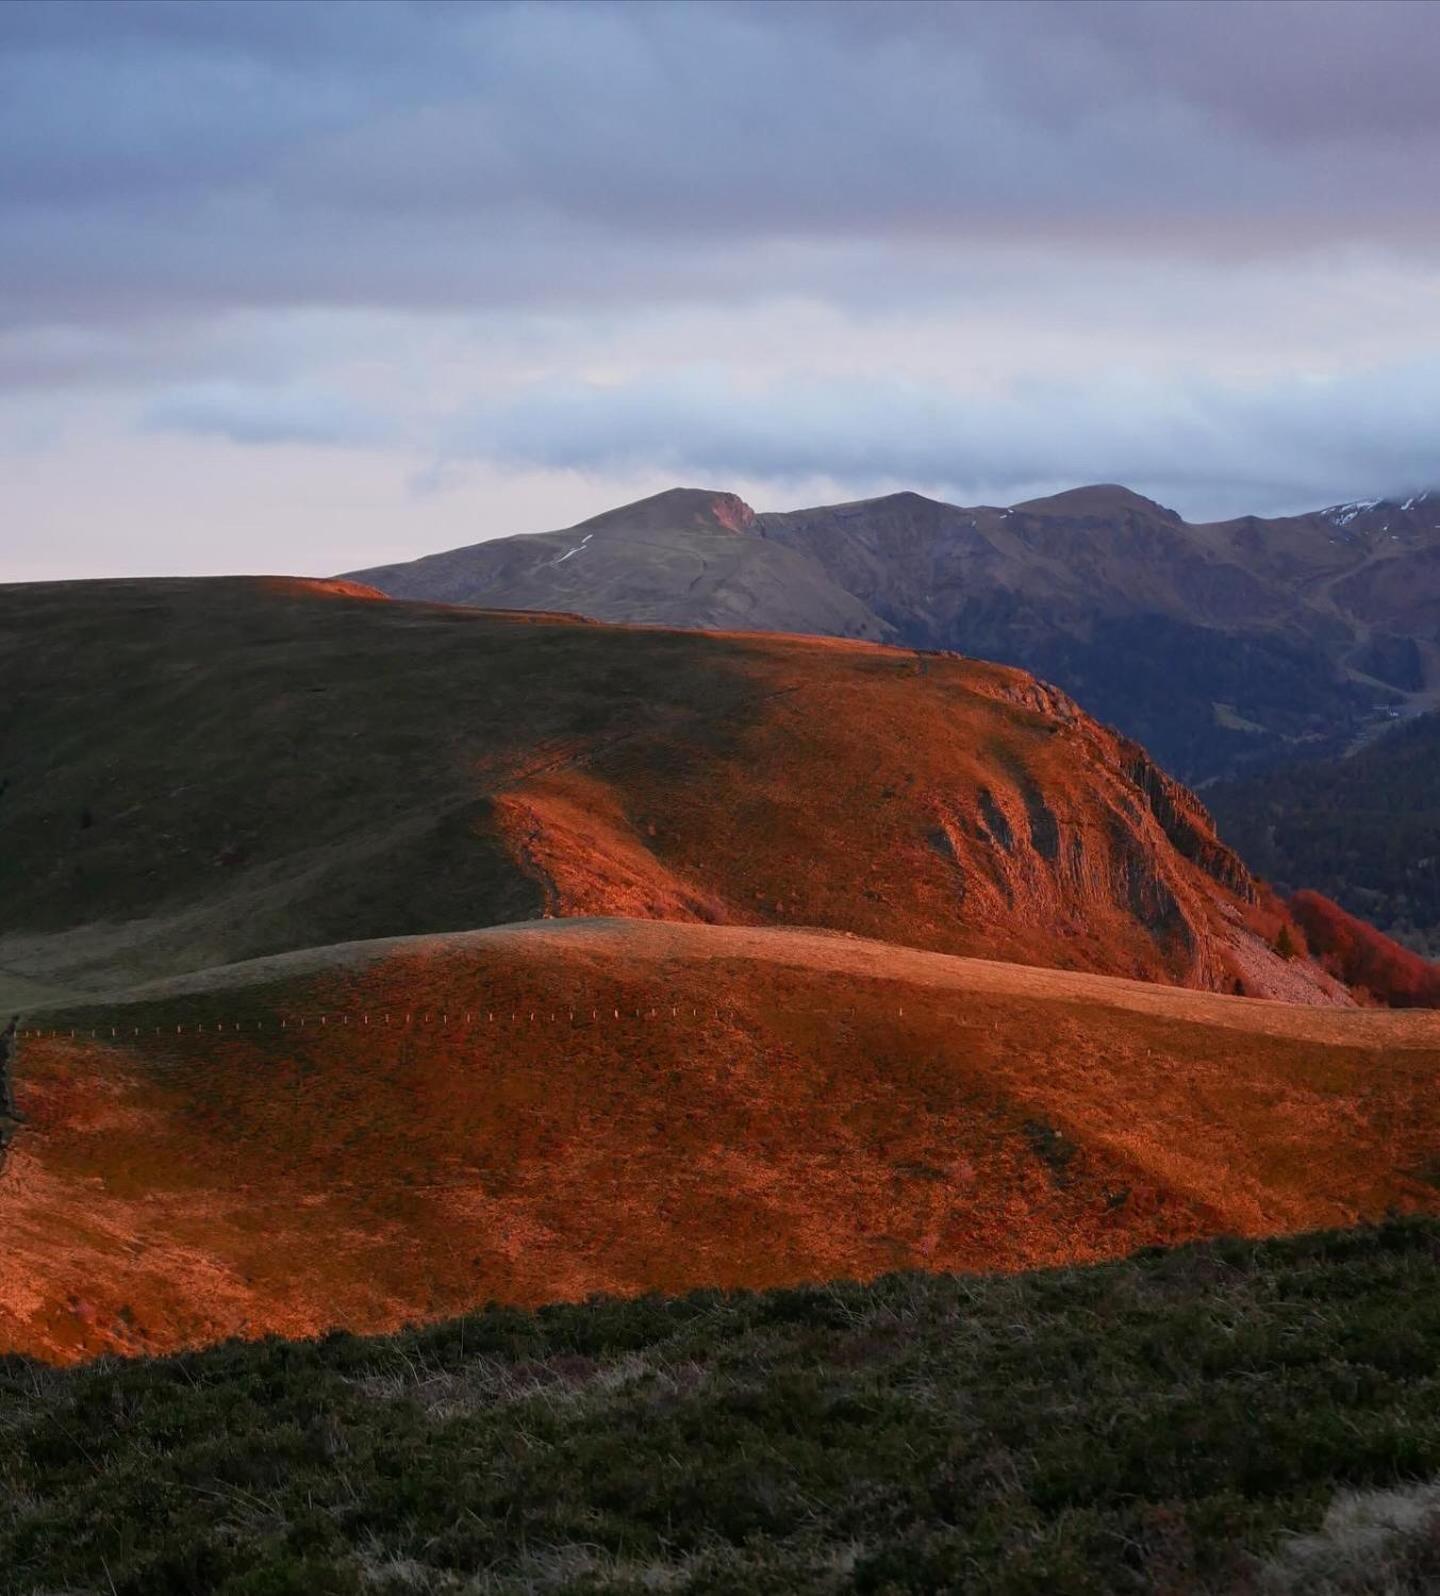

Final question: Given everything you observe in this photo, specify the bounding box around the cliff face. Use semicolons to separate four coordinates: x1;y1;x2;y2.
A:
1117;741;1255;902
0;578;1334;1006
955;669;1252;900
482;632;1341;1003
701;491;756;534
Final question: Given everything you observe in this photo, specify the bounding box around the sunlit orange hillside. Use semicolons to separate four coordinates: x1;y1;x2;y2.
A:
2;917;1435;1362
6;576;1421;1365
0;577;1333;1004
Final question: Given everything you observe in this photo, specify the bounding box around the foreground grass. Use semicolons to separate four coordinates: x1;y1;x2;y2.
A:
3;1222;1440;1595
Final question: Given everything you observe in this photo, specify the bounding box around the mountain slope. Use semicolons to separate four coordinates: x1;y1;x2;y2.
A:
349;487;892;641
0;576;1328;1005
2;916;1434;1361
349;484;1440;783
757;484;1433;781
1210;710;1440;956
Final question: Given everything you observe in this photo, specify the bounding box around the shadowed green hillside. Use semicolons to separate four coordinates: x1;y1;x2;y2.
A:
3;1221;1439;1594
0;578;759;1001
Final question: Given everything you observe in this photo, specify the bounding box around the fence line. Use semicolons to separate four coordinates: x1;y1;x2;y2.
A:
16;1002;912;1043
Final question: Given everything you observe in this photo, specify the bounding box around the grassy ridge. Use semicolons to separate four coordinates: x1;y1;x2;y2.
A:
7;919;1436;1364
0;579;757;1000
4;1221;1440;1594
0;576;1304;1009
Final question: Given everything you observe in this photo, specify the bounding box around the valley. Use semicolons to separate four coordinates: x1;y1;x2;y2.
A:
1210;709;1440;957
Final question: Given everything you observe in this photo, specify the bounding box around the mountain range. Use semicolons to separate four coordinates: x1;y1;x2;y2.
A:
349;483;1440;784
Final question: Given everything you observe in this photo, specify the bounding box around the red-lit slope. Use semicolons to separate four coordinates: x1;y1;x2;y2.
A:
1289;890;1440;1007
1;919;1434;1363
486;630;1343;1003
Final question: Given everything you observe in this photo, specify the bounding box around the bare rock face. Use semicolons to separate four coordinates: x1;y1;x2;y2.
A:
568;487;755;536
704;492;756;534
1116;741;1255;903
954;667;1256;906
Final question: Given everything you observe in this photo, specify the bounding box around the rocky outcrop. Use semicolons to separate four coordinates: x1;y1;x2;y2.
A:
1116;739;1255;902
706;492;757;534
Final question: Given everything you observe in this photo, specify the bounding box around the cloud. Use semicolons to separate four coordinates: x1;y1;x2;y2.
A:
5;0;1440;575
142;382;392;449
440;361;1440;519
4;0;1440;331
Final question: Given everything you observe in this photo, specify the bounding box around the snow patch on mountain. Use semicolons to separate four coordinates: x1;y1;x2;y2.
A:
553;532;593;565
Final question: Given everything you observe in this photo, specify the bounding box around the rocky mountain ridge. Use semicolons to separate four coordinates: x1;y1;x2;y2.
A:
347;482;1440;782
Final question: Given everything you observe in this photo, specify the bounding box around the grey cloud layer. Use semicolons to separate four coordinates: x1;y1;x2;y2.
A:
6;0;1440;324
435;364;1440;519
5;0;1440;561
144;356;1440;521
142;382;394;449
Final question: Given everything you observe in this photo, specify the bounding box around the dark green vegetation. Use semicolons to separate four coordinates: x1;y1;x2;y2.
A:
1210;712;1440;957
0;577;762;1001
1024;616;1376;791
4;1222;1440;1594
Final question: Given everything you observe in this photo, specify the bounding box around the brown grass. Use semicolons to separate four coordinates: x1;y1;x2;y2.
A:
3;918;1434;1363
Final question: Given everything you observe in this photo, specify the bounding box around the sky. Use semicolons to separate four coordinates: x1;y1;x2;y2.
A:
4;0;1440;582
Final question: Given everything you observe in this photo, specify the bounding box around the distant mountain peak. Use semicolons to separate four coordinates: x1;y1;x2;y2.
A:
795;489;965;523
575;486;756;536
1010;484;1184;523
868;489;954;510
1322;489;1437;528
1322;498;1384;528
344;475;1440;789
